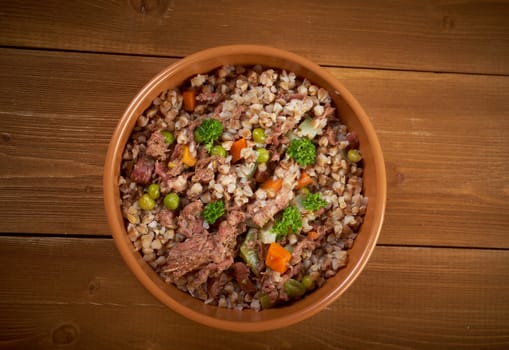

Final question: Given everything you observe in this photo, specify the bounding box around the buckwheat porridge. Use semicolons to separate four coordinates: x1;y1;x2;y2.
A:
119;64;367;310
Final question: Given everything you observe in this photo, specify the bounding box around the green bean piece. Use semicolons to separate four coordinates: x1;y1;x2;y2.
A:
240;229;260;276
139;194;156;210
283;279;306;298
240;246;259;276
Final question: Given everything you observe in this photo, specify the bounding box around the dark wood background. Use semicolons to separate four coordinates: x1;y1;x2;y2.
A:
0;1;508;348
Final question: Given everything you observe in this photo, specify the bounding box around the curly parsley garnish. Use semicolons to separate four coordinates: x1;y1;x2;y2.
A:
272;206;302;239
194;118;224;152
287;137;316;167
202;200;225;224
302;193;328;211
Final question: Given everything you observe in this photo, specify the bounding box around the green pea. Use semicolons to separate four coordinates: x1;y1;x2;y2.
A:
347;149;363;163
147;183;160;200
210;145;227;157
259;294;273;309
283;279;306;298
252;128;266;144
301;275;316;291
256;148;270;163
161;130;175;145
193;129;203;143
163;193;180;210
139;194;156;210
300;187;310;195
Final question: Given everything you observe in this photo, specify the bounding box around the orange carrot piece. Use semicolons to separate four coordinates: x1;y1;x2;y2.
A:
230;137;247;163
260;178;283;198
182;145;197;167
182;90;196;112
296;171;313;189
307;231;320;240
265;242;292;274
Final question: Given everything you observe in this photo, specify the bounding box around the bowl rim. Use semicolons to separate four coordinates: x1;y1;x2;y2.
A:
103;44;386;332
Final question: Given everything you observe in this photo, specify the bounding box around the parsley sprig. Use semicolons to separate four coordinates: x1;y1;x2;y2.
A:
202;200;225;224
302;193;328;211
272;206;302;239
287;137;316;167
194;118;224;152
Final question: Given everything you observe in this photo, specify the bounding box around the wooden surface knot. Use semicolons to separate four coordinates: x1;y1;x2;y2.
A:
442;15;456;31
1;132;11;144
52;323;79;345
87;279;100;296
387;162;405;186
129;0;169;16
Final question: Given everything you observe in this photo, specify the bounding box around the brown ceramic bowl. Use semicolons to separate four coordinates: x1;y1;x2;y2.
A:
103;45;386;332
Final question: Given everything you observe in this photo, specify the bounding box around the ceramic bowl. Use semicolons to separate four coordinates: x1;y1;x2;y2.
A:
103;45;386;332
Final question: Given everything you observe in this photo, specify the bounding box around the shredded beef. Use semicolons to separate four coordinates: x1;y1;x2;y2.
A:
226;210;246;227
164;216;240;285
146;131;168;159
260;270;280;305
215;220;238;250
231;262;257;293
291;239;319;265
130;157;154;185
160;174;189;194
177;201;205;238
157;208;176;228
186;268;211;289
192;156;224;183
346;131;359;149
196;91;223;105
207;273;230;299
248;190;290;227
163;233;213;279
325;126;338;146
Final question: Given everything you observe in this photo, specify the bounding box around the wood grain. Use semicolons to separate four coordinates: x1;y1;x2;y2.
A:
1;48;508;248
1;2;507;348
0;236;507;349
0;49;168;236
0;0;508;75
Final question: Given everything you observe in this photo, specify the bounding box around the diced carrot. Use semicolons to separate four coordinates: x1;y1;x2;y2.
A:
182;89;196;112
296;171;313;189
307;231;320;240
260;178;283;198
182;145;197;167
265;242;292;274
230;137;247;163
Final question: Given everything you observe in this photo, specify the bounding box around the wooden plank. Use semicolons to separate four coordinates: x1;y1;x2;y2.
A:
336;69;509;248
0;236;507;349
0;49;172;235
0;48;508;248
0;0;508;75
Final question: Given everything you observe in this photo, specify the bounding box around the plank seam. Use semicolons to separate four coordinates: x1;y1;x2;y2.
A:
1;233;508;251
1;45;508;78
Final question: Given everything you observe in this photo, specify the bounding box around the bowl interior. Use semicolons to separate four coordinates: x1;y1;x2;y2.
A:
103;45;386;332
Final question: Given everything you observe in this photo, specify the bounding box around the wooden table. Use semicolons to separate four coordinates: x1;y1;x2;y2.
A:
1;1;508;348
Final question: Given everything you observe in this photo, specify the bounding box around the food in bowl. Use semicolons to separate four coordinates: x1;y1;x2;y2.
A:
119;64;368;310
